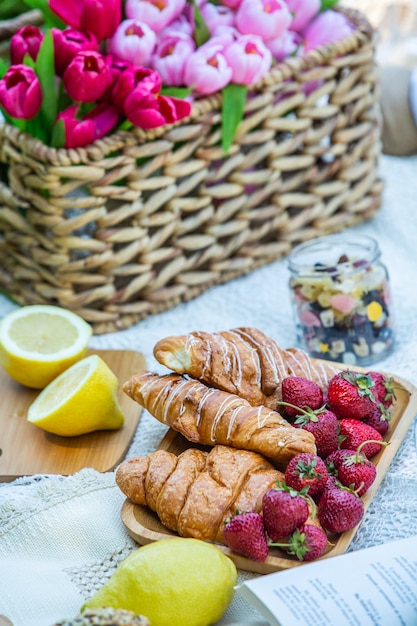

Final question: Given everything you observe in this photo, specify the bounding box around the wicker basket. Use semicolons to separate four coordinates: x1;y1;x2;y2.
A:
0;7;383;334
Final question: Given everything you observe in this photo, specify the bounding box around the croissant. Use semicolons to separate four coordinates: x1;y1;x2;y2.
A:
153;327;339;409
116;445;284;543
123;371;316;469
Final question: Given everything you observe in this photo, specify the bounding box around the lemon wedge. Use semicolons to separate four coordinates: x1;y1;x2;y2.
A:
27;354;125;437
0;305;92;388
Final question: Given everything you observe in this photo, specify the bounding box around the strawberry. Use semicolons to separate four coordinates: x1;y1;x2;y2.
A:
362;403;391;436
272;524;328;562
336;445;377;496
327;371;376;420
223;511;269;562
293;407;339;458
284;453;329;497
262;483;309;541
366;371;397;409
339;419;385;458
280;376;324;418
325;448;353;473
318;488;364;533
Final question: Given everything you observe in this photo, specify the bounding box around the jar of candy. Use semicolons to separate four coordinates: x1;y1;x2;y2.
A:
288;234;395;366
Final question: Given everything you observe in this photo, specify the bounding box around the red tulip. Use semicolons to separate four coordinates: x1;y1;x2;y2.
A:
0;65;42;120
112;66;161;115
52;28;98;77
10;25;44;65
63;51;113;103
49;0;122;41
80;0;122;41
56;103;119;148
101;55;135;101
125;92;191;128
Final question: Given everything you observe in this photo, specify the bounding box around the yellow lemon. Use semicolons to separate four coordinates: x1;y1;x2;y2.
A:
82;538;237;626
0;305;92;388
27;354;124;437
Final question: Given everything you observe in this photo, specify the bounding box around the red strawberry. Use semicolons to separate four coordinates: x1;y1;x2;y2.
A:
366;371;397;408
262;483;309;541
362;403;391;436
327;371;376;420
272;524;328;562
293;407;339;458
280;376;324;418
339;419;385;458
223;511;269;562
285;453;329;497
325;448;353;473
318;488;364;533
337;447;377;496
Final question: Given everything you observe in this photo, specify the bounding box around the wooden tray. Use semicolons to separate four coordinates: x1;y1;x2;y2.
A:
121;364;417;574
0;349;146;482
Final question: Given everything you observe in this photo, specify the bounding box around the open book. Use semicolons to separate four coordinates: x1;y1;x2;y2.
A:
237;535;417;626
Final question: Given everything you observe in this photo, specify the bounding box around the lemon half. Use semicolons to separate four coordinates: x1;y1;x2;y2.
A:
0;305;92;388
27;354;125;437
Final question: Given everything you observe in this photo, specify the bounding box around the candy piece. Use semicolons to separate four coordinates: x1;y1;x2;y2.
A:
299;309;321;327
329;294;357;315
366;301;383;322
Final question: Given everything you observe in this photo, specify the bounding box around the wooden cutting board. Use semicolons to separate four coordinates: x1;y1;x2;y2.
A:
0;349;146;482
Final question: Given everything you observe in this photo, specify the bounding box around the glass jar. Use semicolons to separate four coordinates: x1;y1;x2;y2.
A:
287;234;395;366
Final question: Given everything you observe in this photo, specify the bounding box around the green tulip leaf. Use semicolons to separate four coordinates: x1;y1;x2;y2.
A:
221;83;247;155
320;0;340;9
189;0;211;47
50;118;66;148
0;59;9;80
34;30;58;142
161;87;193;98
23;0;66;28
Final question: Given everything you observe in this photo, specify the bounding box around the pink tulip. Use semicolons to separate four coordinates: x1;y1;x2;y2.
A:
158;14;194;38
201;3;235;35
10;26;44;65
56;103;119;148
124;91;191;128
112;66;162;115
125;0;186;33
303;10;354;52
0;65;42;120
52;28;98;77
236;0;292;41
63;51;113;103
152;34;195;86
49;0;121;41
285;0;320;33
184;38;233;95
266;29;302;61
223;35;272;85
109;19;156;67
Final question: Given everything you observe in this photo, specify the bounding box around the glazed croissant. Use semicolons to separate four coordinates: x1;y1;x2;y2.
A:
123;371;316;468
116;445;284;543
153;327;339;409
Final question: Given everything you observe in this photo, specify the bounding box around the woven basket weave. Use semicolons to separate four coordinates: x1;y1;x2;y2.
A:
0;7;383;334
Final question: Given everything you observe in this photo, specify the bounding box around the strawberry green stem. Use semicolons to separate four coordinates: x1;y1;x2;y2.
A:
356;439;388;462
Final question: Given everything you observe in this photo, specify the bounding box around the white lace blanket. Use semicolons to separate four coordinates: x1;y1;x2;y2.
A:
1;154;417;626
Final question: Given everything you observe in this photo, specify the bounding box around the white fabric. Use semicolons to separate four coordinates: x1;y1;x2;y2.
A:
1;153;417;626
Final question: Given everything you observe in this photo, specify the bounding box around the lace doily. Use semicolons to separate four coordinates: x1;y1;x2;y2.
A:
1;154;417;626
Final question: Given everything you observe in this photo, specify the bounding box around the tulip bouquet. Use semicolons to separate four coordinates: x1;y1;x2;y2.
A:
0;0;352;153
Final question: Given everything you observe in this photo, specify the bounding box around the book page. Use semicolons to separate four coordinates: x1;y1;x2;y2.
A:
237;536;417;626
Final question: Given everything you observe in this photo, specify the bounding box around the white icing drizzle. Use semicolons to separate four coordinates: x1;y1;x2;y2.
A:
210;394;243;442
